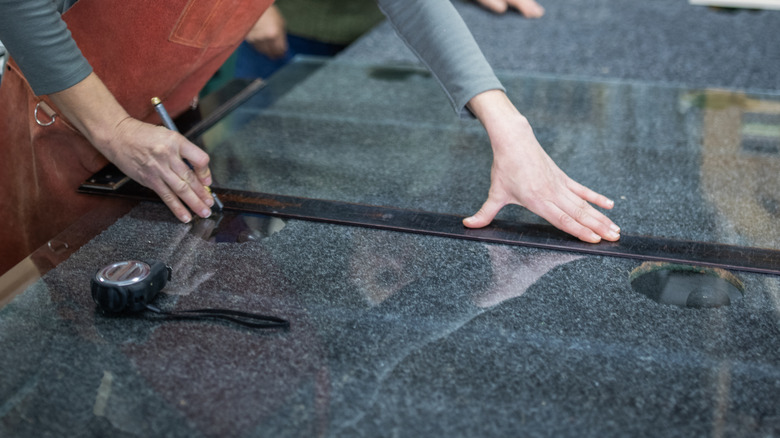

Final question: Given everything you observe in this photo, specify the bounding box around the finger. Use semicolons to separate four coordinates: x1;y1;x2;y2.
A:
508;0;545;17
178;141;216;213
151;181;194;223
180;140;212;186
463;196;505;228
475;0;509;14
558;193;621;241
168;152;212;202
567;179;615;211
163;163;213;219
565;180;621;237
536;200;604;243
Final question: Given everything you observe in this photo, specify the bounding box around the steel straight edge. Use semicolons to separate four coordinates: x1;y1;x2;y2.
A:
78;180;780;276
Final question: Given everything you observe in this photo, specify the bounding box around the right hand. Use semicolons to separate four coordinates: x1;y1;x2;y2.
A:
245;5;288;59
104;117;215;223
50;73;215;223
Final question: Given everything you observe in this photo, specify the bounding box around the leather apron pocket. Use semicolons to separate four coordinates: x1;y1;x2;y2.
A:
170;0;260;48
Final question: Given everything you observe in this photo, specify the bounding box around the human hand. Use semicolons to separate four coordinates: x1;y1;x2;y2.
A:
49;73;215;223
474;0;545;18
245;5;288;59
465;90;620;243
105;118;215;223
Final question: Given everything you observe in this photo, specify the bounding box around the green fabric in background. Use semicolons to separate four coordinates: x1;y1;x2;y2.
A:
201;0;385;96
278;0;385;45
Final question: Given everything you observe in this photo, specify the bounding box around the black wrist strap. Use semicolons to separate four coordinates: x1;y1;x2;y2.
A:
144;304;289;329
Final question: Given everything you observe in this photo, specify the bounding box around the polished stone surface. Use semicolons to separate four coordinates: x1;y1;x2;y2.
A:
2;61;779;436
346;0;780;93
1;204;779;437
2;1;780;437
205;60;780;249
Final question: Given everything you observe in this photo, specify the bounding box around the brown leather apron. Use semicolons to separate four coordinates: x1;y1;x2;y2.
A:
0;0;272;274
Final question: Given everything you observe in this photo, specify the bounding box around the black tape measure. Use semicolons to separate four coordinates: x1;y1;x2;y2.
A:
91;260;170;313
91;260;288;329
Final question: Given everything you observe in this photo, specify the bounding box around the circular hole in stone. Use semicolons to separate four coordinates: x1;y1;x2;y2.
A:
629;262;744;309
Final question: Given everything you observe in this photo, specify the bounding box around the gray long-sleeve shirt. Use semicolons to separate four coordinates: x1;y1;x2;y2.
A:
0;0;88;95
0;0;503;114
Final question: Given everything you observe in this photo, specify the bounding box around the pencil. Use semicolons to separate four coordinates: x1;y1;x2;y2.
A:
152;97;224;213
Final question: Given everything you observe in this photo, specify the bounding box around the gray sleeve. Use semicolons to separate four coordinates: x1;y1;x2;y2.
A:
376;0;505;117
0;0;92;95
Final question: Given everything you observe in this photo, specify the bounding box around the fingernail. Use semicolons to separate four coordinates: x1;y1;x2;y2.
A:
607;198;615;207
181;214;192;223
590;233;602;243
200;208;212;218
610;224;621;234
608;230;620;240
205;196;214;207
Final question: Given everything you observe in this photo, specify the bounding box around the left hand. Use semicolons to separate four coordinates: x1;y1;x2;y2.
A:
245;5;288;59
474;0;545;18
464;90;620;243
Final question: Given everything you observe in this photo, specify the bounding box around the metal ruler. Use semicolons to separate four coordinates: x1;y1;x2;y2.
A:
79;178;780;276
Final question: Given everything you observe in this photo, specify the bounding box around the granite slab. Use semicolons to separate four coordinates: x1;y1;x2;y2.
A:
203;60;780;249
2;1;780;436
2;62;780;436
344;0;780;93
1;203;779;437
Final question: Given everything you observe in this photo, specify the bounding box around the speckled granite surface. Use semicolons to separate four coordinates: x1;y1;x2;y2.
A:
208;60;780;248
1;205;779;437
345;0;780;93
2;1;780;437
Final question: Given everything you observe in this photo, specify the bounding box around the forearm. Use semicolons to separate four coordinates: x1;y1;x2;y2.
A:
376;0;504;116
48;73;130;158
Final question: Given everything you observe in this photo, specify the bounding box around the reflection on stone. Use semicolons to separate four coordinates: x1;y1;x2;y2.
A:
699;90;780;247
203;61;780;249
474;246;582;308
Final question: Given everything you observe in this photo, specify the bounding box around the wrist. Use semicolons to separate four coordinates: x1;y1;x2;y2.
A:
48;72;131;156
468;89;532;150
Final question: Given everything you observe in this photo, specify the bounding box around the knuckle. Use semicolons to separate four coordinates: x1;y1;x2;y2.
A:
181;170;196;185
558;212;574;228
159;191;178;205
151;139;171;155
173;179;190;194
571;206;587;221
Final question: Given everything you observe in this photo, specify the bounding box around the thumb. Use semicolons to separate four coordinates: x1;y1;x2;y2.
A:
463;197;504;228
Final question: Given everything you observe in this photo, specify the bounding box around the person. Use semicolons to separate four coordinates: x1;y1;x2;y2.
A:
0;0;619;275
